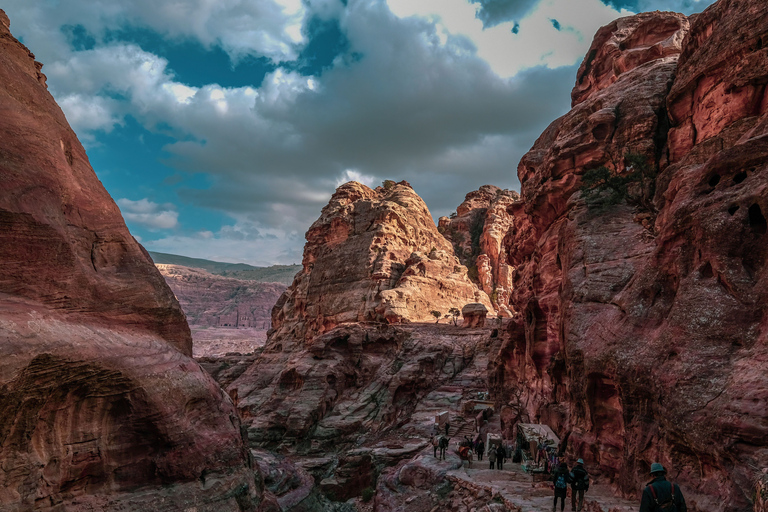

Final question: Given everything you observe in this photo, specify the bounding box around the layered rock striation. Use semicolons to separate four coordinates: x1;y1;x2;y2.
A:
494;5;767;511
269;180;490;343
0;12;263;510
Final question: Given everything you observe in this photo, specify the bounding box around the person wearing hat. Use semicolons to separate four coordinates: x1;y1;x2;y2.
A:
569;458;589;511
551;461;571;512
640;463;687;512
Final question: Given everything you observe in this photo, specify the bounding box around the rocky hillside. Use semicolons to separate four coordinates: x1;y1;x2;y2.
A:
439;185;520;317
0;11;265;510
495;4;767;512
269;180;491;343
156;263;286;329
150;251;301;284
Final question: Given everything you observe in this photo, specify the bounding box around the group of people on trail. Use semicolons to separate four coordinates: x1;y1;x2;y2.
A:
551;459;686;512
551;458;589;512
488;443;506;470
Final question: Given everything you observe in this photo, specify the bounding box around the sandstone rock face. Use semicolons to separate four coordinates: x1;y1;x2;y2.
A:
156;264;284;329
156;263;285;356
439;185;519;314
0;12;261;510
496;5;767;511
270;181;490;342
0;13;191;355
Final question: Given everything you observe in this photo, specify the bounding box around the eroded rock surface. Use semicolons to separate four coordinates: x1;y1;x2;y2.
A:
270;181;490;342
439;185;519;315
495;5;767;512
0;11;262;510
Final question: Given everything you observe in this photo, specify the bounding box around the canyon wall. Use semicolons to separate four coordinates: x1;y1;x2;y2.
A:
0;12;264;510
494;4;767;511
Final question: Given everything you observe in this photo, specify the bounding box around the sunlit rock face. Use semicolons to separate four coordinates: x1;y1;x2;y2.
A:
0;11;262;510
495;4;767;511
439;185;519;316
269;180;491;343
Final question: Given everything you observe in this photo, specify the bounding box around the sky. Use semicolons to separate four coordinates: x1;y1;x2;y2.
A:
3;0;716;266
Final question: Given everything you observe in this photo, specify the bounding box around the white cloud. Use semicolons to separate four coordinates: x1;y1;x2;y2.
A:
117;198;179;230
387;0;629;78
336;169;377;188
143;217;304;266
1;0;309;64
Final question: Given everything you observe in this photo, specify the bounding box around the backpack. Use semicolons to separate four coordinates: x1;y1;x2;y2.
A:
571;467;589;490
649;481;678;512
555;473;568;490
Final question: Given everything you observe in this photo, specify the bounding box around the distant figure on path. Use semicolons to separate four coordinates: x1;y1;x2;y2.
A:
551;461;571;512
445;421;450;436
488;445;496;469
496;444;506;470
476;439;484;461
570;458;590;511
639;462;687;512
432;434;439;457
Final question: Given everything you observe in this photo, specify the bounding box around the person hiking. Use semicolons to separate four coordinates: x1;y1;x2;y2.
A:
438;435;449;460
570;458;590;511
496;444;506;470
476;439;484;461
551;461;571;512
445;421;450;436
488;444;496;469
639;462;687;512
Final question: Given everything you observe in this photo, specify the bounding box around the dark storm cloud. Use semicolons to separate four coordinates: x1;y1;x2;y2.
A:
470;0;540;28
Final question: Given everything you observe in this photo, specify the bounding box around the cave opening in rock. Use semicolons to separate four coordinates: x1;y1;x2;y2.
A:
748;204;767;234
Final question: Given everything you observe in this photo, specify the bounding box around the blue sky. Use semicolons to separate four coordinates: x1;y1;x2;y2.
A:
3;0;716;265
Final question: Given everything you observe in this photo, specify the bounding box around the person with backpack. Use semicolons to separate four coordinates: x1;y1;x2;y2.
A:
640;462;687;512
551;461;571;512
570;458;590;511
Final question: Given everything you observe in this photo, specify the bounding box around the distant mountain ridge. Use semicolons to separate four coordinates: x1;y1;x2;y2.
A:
149;251;301;284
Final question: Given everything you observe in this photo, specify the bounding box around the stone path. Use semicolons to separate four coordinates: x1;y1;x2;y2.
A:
445;462;637;512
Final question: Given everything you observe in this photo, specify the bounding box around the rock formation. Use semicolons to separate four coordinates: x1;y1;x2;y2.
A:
494;4;767;511
269;180;491;343
439;185;519;316
0;11;263;510
461;303;488;328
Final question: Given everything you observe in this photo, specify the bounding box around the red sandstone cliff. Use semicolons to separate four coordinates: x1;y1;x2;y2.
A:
269;180;491;343
0;12;263;510
495;5;767;511
439;185;519;316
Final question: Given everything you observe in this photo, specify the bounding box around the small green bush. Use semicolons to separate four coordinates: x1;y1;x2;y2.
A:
361;487;375;502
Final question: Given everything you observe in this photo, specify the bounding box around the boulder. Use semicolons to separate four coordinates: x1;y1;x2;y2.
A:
461;303;488;328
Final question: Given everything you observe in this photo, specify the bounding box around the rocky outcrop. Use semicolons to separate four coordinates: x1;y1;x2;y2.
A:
0;11;262;510
269;181;490;343
495;5;767;512
439;185;519;315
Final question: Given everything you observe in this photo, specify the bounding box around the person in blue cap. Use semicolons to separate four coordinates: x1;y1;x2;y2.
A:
569;458;589;511
639;462;687;512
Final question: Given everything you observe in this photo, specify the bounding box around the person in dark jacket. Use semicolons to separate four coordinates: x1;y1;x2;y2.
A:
551;461;571;512
476;439;484;461
640;463;687;512
570;458;589;511
496;444;506;470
